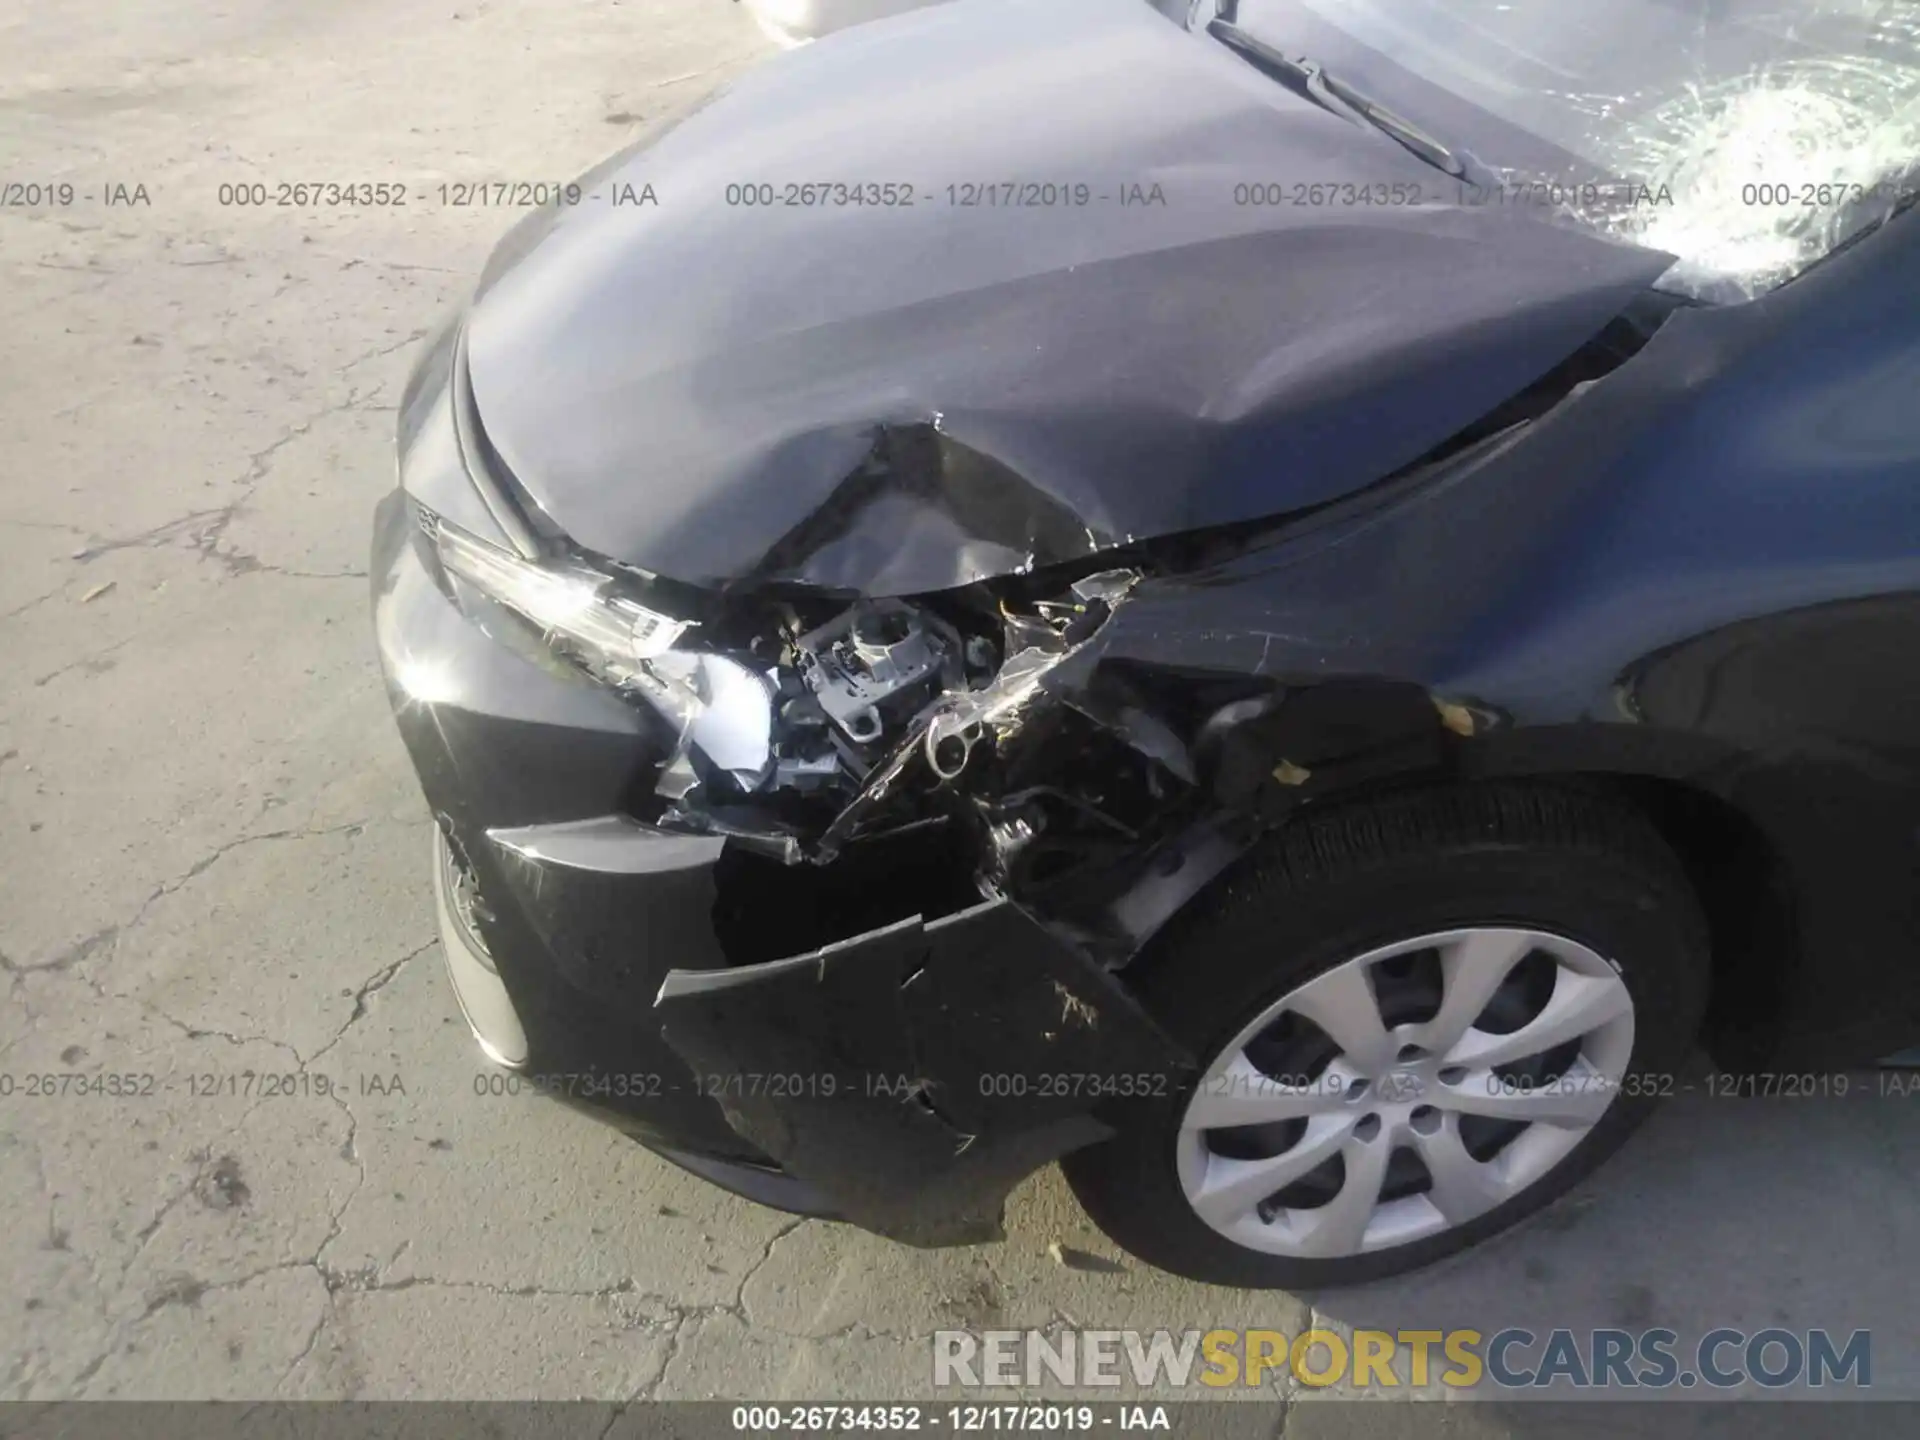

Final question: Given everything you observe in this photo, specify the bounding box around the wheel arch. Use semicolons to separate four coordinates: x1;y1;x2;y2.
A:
1247;767;1800;1071
1085;676;1809;1067
1562;771;1798;1071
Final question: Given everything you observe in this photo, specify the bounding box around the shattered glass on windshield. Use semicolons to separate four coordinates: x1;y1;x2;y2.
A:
1572;2;1920;299
1298;0;1920;300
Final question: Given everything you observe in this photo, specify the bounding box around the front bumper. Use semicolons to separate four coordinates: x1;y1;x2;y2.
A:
371;490;1190;1243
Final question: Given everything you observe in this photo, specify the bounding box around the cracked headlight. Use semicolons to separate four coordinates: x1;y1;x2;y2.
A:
430;515;775;788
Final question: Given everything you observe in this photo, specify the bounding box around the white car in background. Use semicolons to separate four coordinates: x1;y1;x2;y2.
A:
738;0;953;46
741;0;1193;45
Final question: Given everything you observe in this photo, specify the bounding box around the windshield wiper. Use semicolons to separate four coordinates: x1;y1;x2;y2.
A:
1207;18;1467;180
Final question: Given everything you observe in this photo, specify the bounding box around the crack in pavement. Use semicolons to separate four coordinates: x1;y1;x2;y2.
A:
64;1255;325;1398
0;586;70;624
595;1311;693;1436
69;382;382;578
31;630;143;689
326;254;464;278
4;818;384;982
99;991;305;1068
341;326;431;373
275;1213;827;1402
733;1218;809;1330
2;816;428;1381
278;1300;331;1395
1;809;436;1395
320;1274;650;1301
66;507;231;565
303;939;434;1068
61;1071;364;1397
41;1023;899;1400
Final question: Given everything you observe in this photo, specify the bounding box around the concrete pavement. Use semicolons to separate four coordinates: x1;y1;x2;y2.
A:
0;0;1913;1421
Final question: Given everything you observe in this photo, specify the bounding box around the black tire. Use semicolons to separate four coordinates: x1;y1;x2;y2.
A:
1061;782;1710;1288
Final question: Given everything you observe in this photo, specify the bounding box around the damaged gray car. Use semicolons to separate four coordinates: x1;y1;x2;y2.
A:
373;0;1920;1285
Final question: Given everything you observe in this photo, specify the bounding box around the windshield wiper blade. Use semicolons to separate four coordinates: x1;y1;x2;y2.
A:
1207;18;1466;179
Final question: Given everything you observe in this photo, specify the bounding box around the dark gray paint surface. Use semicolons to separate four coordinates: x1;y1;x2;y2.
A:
464;0;1672;595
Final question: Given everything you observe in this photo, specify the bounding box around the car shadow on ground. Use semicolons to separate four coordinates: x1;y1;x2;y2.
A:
1295;1066;1918;1422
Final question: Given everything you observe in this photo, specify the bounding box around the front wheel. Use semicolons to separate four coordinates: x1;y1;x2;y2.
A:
1062;784;1710;1288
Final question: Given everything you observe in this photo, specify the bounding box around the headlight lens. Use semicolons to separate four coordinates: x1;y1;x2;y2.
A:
431;516;774;788
434;517;690;663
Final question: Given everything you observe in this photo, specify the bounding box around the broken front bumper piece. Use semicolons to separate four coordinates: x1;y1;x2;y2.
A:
375;490;1190;1245
655;898;1191;1246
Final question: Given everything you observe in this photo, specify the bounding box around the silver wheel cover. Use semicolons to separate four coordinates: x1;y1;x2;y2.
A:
1176;928;1635;1259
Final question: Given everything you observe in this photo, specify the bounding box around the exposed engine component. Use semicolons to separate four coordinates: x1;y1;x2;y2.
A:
430;504;1197;894
641;570;1149;868
729;599;973;802
921;571;1135;781
647;596;977;811
794;600;961;747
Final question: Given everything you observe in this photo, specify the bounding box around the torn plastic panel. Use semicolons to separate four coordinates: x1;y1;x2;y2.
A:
648;668;1495;1239
653;899;1192;1245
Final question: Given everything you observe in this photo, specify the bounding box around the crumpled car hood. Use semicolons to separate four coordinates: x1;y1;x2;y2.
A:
464;0;1674;596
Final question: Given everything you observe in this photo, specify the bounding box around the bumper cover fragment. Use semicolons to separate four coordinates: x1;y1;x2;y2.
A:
655;898;1191;1245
